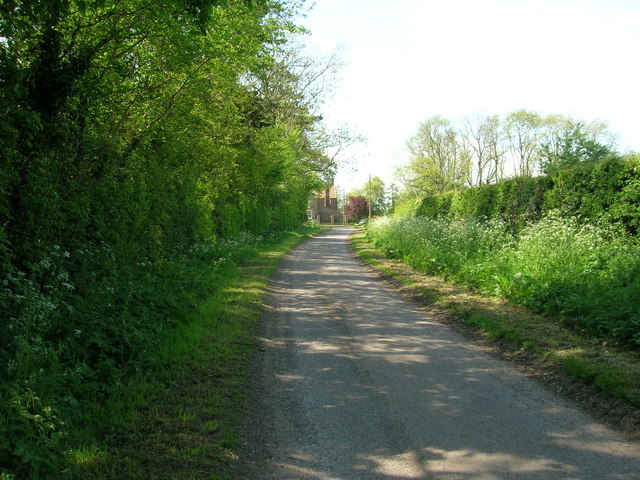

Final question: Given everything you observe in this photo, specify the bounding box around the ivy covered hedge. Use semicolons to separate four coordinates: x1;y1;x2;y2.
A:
396;155;640;234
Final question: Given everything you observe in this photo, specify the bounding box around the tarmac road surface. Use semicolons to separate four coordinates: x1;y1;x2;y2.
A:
241;227;640;479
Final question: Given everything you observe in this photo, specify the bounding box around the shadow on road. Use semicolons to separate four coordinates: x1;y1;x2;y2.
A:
243;228;640;480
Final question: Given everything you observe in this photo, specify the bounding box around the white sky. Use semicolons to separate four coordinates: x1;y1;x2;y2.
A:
298;0;640;192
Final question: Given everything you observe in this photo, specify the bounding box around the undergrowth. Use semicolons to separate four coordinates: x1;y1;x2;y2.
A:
1;228;317;479
366;212;640;348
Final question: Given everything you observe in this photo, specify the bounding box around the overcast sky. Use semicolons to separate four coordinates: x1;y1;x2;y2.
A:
298;0;640;192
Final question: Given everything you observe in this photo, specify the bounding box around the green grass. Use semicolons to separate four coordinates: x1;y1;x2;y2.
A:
366;214;640;348
351;230;640;411
59;226;322;480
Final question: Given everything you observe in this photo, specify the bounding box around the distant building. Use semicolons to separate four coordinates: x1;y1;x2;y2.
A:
307;185;344;225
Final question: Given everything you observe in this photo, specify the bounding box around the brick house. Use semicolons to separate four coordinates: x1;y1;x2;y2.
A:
307;185;344;225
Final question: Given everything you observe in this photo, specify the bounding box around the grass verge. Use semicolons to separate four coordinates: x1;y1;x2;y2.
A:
60;226;322;480
351;229;640;436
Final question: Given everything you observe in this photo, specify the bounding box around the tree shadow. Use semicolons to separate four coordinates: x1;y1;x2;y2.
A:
242;228;640;479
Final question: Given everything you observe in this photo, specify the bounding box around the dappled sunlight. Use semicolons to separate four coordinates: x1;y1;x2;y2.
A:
553;348;588;359
246;228;640;479
276;463;346;480
275;373;309;383
355;451;426;478
300;340;346;353
548;427;639;457
421;447;577;478
365;352;430;365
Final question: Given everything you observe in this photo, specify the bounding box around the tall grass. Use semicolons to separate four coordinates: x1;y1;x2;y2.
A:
367;213;640;347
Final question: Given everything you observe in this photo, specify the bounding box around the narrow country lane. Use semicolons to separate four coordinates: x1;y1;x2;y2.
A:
241;227;640;479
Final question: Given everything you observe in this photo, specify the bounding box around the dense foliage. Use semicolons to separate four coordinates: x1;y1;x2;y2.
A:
382;149;640;353
395;155;640;235
367;214;640;349
0;1;335;476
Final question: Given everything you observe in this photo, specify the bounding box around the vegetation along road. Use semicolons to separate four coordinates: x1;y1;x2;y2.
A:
241;227;640;479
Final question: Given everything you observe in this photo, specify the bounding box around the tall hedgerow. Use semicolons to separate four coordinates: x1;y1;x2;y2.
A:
0;0;334;476
397;154;640;235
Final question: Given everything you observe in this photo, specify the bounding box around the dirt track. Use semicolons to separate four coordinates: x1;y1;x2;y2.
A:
241;227;640;479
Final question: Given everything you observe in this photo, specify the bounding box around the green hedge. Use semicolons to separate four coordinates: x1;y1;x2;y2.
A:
400;155;640;234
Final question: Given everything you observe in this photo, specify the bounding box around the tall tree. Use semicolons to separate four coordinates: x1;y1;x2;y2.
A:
402;115;471;195
505;109;544;177
241;41;358;187
462;114;507;185
344;195;369;221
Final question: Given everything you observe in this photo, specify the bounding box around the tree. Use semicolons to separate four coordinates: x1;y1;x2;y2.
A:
505;109;544;176
0;0;287;257
397;110;622;201
304;124;364;184
349;175;387;215
540;119;614;175
401;115;471;195
387;182;400;213
244;40;342;125
344;195;369;221
462;114;507;185
242;42;361;186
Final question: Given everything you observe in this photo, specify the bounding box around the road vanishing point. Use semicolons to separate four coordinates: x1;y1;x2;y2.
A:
242;227;640;479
